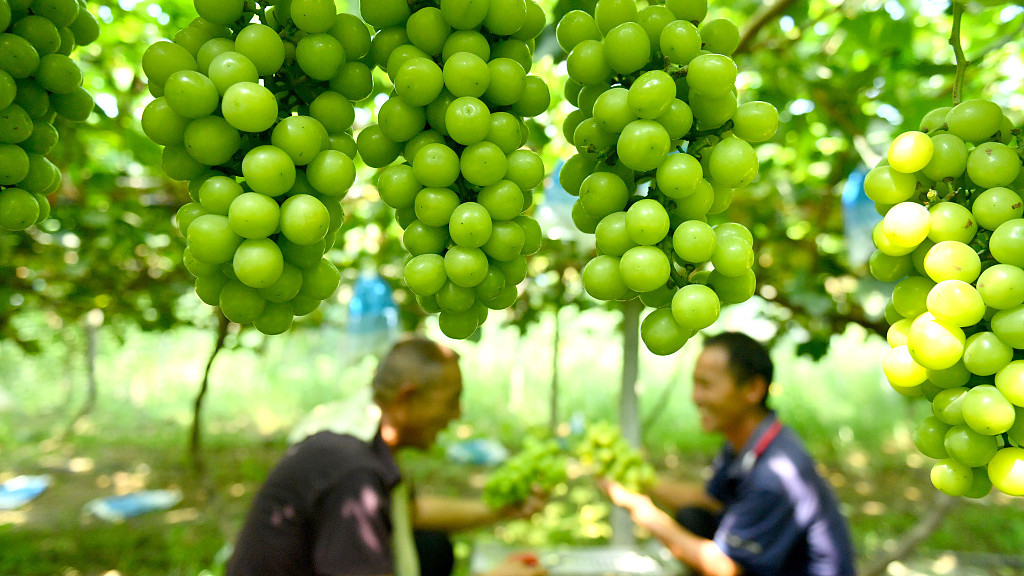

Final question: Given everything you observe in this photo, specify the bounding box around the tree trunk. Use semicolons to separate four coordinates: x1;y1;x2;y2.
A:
60;329;76;414
189;313;230;475
62;316;100;440
642;360;686;432
619;300;641;446
549;307;561;435
611;298;643;546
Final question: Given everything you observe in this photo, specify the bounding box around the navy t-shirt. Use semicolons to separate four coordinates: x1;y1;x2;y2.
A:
706;415;856;576
226;430;402;576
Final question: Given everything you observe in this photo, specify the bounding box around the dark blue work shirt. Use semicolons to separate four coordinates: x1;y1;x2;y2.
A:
706;414;856;576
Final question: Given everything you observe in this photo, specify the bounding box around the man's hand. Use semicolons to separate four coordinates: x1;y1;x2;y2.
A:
498;484;547;520
598;478;673;530
599;479;742;576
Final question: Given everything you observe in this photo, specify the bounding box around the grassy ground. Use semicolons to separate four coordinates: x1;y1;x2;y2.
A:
2;308;1024;575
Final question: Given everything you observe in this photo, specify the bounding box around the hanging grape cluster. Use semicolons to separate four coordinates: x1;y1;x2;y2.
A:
0;0;98;232
871;98;1024;498
573;421;656;491
482;435;568;510
555;0;778;356
359;0;549;340
140;0;370;334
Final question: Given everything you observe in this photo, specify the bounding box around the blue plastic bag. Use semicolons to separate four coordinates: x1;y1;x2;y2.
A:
0;475;51;510
83;489;183;522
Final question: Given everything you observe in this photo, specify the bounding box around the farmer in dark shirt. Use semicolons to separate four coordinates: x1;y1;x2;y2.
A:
602;332;856;576
226;335;546;576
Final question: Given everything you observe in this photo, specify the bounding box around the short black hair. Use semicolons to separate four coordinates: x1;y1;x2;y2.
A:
702;332;773;407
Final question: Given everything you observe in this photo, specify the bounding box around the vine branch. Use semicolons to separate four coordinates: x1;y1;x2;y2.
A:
734;0;800;57
189;312;230;477
950;2;968;106
860;493;956;576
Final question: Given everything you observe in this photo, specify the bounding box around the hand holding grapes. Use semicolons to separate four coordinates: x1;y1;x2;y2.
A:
573;421;657;491
597;477;677;537
495;483;548;520
483;437;567;510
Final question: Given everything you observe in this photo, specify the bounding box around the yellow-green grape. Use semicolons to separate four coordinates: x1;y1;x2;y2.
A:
138;1;365;334
557;4;767;356
0;1;101;231
363;0;549;339
573;421;656;491
872;101;1024;497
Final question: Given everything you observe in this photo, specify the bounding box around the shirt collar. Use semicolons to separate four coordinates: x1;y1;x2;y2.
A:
723;412;779;476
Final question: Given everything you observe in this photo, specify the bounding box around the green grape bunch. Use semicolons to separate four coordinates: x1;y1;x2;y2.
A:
0;0;99;232
870;98;1024;499
140;0;373;334
556;0;779;356
357;0;550;340
573;421;656;492
482;436;568;510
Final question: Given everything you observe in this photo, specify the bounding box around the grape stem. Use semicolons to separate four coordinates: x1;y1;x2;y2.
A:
949;2;968;106
668;264;687;289
666;64;687;80
410;0;435;12
688;133;724;159
613;70;646;88
689;121;733;141
455;179;474;202
928;180;960;205
253;4;268;27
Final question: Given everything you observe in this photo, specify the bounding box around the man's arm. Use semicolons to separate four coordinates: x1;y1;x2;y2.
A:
414;495;501;532
414;490;545;533
649;475;723;514
602;481;742;576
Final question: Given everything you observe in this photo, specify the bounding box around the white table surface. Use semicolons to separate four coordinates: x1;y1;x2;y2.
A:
468;540;690;576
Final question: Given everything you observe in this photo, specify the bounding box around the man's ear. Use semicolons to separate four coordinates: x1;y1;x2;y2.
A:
742;376;768;407
393;381;419;403
386;382;419;423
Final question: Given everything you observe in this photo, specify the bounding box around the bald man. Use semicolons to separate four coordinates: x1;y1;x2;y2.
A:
227;336;546;576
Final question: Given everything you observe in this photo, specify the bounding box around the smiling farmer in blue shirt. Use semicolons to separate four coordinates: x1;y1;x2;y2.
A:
602;332;856;576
